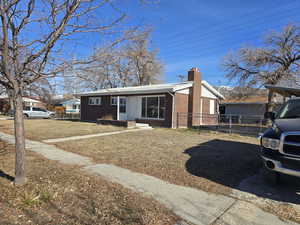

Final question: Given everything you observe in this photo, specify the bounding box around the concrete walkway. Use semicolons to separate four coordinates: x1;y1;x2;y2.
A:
42;127;152;143
0;131;297;225
0;132;92;166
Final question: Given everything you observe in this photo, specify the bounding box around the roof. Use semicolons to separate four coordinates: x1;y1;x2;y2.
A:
202;80;225;99
22;97;41;103
221;95;268;105
76;81;225;99
60;98;80;105
0;94;41;103
265;85;300;97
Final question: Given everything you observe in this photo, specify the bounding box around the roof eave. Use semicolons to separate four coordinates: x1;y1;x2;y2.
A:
76;88;175;97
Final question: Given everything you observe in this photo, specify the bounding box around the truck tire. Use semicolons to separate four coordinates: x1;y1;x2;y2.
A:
23;114;29;119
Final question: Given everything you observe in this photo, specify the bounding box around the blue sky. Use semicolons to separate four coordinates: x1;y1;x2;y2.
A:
68;0;300;86
126;0;300;85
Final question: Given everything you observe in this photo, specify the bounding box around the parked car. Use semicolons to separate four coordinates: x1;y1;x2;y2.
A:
261;97;300;180
23;106;55;119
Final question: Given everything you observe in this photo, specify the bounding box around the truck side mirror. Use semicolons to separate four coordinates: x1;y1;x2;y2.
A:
264;111;275;121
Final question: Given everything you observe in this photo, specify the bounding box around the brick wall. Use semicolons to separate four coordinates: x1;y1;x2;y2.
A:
175;93;189;127
201;97;218;125
188;68;202;126
81;96;117;122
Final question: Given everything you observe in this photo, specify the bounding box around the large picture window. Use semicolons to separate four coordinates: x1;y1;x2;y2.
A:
141;96;165;119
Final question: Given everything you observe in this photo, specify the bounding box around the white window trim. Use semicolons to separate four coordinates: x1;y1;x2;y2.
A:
141;95;165;120
88;97;102;105
111;96;117;105
111;96;126;106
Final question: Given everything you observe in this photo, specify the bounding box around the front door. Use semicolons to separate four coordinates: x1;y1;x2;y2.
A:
119;97;127;120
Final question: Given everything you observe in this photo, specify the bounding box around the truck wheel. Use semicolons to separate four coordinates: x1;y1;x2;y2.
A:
23;114;29;119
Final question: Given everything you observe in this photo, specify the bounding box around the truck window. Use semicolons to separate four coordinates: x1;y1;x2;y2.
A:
277;100;300;119
33;107;46;112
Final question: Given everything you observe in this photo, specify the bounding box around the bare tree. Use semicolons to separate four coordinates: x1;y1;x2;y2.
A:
0;0;146;185
124;33;164;85
223;24;300;113
68;30;164;91
177;74;185;82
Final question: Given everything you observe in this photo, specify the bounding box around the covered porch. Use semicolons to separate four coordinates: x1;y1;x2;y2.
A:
103;94;171;128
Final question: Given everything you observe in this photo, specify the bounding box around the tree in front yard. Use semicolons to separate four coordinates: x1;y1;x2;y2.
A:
0;0;150;185
223;24;300;113
67;29;164;91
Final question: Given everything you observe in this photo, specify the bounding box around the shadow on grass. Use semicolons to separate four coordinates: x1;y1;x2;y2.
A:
0;170;14;182
184;139;300;204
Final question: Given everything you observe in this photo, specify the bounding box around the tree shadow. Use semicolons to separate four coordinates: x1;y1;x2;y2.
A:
0;170;14;182
184;139;300;204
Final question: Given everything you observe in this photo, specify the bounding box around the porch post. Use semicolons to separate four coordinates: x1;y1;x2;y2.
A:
117;96;120;120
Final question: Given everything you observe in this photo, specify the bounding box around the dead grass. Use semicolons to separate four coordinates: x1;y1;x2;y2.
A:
56;128;261;196
0;119;124;141
0;141;178;225
55;128;300;223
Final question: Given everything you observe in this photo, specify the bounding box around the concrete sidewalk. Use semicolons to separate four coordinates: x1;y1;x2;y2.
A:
42;127;152;143
85;164;298;225
0;131;297;225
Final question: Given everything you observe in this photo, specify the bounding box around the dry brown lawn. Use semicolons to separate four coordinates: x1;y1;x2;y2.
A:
0;141;178;225
0;119;124;141
55;128;300;223
56;129;261;196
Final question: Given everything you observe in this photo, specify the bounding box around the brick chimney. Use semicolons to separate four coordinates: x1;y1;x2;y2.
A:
188;68;202;127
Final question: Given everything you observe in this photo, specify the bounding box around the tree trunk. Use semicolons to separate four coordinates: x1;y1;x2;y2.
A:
6;88;14;112
265;90;275;125
13;91;26;185
266;90;275;112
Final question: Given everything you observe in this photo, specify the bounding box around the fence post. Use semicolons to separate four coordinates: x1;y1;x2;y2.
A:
229;114;232;134
259;117;263;134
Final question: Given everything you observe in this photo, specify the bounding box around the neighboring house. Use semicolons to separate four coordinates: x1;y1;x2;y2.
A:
77;68;224;128
220;94;283;117
0;94;45;113
60;98;81;113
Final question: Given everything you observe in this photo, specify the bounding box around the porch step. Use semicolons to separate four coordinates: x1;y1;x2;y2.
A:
135;123;152;129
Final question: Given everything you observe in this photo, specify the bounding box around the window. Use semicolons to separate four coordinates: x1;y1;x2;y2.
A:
209;100;215;114
111;97;117;105
33;107;47;112
72;104;77;110
277;100;300;119
141;96;165;119
23;106;30;111
119;97;126;113
111;97;126;113
88;97;101;105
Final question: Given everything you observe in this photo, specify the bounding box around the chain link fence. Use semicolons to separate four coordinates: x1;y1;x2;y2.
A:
55;113;80;120
177;113;268;136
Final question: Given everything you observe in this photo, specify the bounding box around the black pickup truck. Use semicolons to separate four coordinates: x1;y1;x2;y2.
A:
261;97;300;178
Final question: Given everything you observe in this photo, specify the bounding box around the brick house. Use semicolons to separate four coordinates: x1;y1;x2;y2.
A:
77;68;224;128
